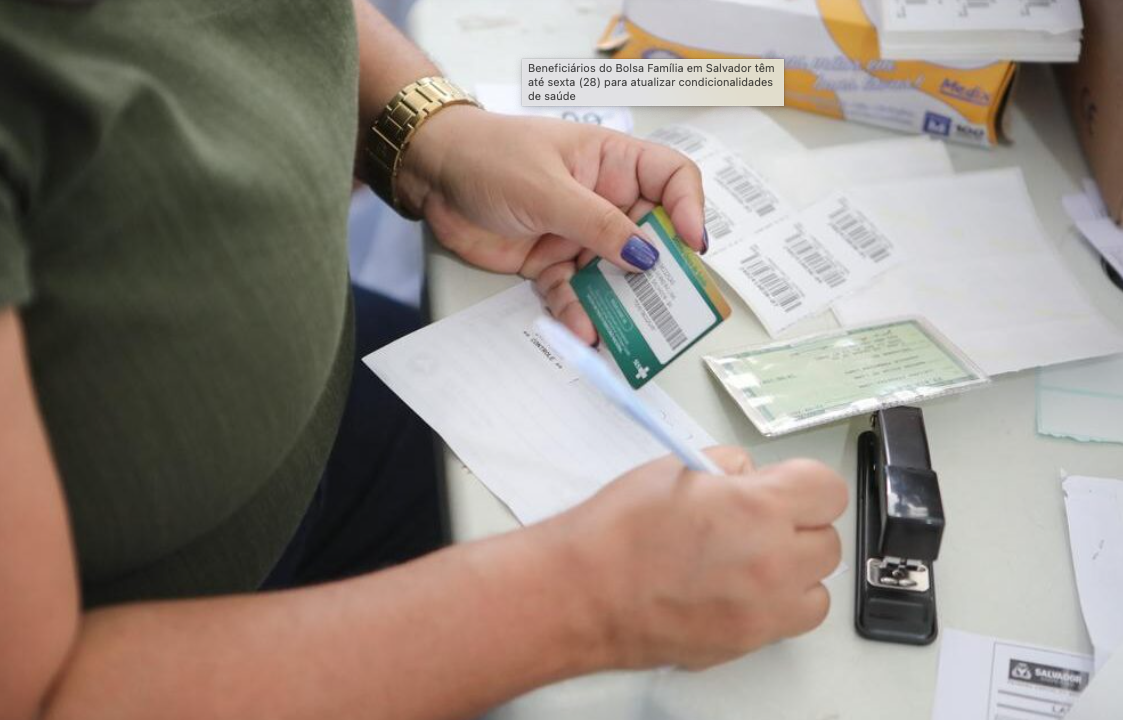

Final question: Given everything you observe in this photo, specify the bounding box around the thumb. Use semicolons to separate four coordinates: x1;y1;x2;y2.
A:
545;182;661;272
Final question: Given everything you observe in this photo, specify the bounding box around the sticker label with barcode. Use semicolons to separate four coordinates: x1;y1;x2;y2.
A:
649;123;792;253
706;191;902;336
570;206;731;389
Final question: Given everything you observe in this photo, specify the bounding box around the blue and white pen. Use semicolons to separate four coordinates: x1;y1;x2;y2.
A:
533;316;724;476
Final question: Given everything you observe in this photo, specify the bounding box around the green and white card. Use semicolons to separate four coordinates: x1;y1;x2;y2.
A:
571;207;731;389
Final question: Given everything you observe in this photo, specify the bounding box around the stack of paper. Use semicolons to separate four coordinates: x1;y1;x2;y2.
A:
878;0;1084;63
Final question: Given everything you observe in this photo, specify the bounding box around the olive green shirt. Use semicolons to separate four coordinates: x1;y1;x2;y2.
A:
0;0;359;606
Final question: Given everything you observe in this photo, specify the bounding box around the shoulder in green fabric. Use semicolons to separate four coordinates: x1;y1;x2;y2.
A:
0;0;360;605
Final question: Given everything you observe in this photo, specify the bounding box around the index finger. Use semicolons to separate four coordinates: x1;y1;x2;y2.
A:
635;141;707;253
755;459;848;529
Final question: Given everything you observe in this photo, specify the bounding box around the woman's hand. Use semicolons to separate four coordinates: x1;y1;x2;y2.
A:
538;447;847;671
397;107;708;343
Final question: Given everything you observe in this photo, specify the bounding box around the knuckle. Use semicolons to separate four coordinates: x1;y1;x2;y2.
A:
592;204;620;240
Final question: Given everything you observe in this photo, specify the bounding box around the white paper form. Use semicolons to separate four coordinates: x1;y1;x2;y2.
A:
1064;179;1123;281
706;192;902;336
932;628;1094;720
364;282;716;525
1063;475;1123;671
474;83;634;135
757;135;955;210
1038;356;1123;445
833;169;1123;376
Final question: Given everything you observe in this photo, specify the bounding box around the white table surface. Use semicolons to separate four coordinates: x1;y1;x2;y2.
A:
408;2;1123;718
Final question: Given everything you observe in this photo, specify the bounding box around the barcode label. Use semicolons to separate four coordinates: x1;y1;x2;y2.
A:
740;246;804;312
626;272;688;351
784;226;850;288
704;202;734;240
649;125;707;156
827;201;893;263
715;160;778;218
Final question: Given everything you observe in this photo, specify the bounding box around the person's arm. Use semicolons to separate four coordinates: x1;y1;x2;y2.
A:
349;1;709;343
1;305;845;720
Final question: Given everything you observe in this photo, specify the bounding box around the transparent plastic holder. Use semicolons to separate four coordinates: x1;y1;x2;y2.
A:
703;317;990;437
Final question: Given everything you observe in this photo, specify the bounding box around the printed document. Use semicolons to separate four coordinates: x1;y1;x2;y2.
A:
932;628;1093;720
834;169;1123;376
364;282;715;524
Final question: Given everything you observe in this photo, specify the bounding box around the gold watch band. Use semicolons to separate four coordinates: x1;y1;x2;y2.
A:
360;76;480;220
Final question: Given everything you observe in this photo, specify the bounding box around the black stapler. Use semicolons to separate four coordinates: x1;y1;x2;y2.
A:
855;406;945;645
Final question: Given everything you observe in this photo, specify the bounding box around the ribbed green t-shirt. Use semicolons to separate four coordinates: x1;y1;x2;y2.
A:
0;0;359;606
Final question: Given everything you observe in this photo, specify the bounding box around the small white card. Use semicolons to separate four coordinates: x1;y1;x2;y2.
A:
932;628;1093;720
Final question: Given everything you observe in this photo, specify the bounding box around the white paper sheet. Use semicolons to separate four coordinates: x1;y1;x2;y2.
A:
758;135;955;210
364;282;716;525
1067;647;1123;720
833;169;1123;376
1063;475;1123;671
932;628;1094;720
474;83;634;135
1038;356;1123;444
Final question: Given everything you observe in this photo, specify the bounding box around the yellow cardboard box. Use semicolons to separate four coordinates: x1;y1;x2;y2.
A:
598;0;1016;147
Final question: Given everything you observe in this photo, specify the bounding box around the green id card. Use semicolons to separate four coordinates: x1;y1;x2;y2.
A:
571;207;732;389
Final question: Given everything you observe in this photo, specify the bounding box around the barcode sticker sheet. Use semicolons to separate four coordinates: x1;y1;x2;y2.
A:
650;123;792;247
706;192;902;336
649;120;909;336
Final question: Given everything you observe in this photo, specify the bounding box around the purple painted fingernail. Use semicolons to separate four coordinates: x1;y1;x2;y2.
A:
701;228;710;255
622;235;659;270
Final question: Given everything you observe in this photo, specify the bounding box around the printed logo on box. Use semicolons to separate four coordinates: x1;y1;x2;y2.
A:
1007;659;1089;692
939;79;992;107
923;112;952;137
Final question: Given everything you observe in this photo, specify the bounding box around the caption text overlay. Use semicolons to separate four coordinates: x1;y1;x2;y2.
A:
521;59;784;107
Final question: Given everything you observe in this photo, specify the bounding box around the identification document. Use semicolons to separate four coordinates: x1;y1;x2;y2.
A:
704;318;988;436
571;207;731;389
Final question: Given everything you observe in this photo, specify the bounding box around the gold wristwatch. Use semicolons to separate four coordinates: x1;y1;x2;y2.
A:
359;76;480;220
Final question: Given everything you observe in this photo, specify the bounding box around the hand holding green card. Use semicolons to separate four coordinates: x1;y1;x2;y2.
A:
571;207;732;388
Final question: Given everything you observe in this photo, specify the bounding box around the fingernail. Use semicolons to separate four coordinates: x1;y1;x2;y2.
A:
622;235;659;271
701;228;710;255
